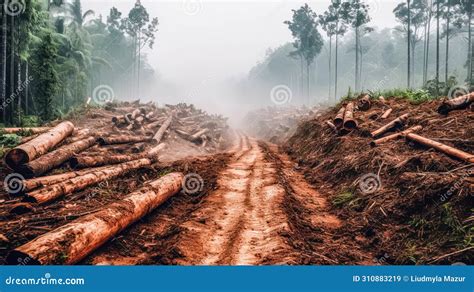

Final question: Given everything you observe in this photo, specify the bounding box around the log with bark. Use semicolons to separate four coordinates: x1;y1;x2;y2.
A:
333;106;345;128
370;113;409;137
21;166;111;192
152;114;173;144
405;133;474;163
0;127;51;135
24;157;157;205
380;108;393;119
437;92;474;115
70;143;165;168
370;125;422;147
18;137;97;178
343;102;357;129
97;135;152;145
7;172;184;265
4;121;75;169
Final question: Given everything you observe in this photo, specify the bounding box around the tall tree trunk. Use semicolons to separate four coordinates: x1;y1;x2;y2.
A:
468;7;472;86
335;32;339;100
138;30;141;99
300;56;304;101
306;62;311;105
407;0;411;88
17;60;21;125
355;26;359;92
25;62;29;115
445;1;450;83
328;34;332;100
436;0;440;95
424;0;432;85
1;9;7;124
9;14;15;125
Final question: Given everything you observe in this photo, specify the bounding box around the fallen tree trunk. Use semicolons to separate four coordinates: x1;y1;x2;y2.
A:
97;135;152;145
0;127;51;135
152;114;172;144
70;143;165;169
4;121;75;169
25;158;156;205
370;125;422;147
380;108;393;119
7;172;184;265
406;133;474;163
437;92;474;115
333;107;345;128
18;137;96;178
22;166;110;192
371;113;409;137
343;102;357;129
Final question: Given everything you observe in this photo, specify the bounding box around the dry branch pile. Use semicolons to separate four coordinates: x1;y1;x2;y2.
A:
243;106;318;144
285;92;474;264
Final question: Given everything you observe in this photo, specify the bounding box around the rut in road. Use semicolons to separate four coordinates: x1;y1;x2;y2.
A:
176;133;360;265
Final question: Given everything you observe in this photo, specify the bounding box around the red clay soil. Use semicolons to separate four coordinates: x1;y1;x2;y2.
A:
284;97;473;265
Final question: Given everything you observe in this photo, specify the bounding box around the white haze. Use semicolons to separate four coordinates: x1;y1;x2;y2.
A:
83;0;400;120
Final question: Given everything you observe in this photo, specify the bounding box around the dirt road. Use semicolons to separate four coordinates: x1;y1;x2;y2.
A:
83;132;370;265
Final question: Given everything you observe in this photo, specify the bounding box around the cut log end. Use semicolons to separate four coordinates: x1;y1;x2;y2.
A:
5;148;29;169
6;250;41;265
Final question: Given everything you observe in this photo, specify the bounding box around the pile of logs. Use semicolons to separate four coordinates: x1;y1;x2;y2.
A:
327;92;474;164
2;102;229;205
243;106;316;143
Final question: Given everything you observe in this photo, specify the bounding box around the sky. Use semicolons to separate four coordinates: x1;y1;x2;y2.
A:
82;0;400;88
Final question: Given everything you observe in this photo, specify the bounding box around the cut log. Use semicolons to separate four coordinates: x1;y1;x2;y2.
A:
131;142;146;153
437;92;474;115
4;121;75;169
24;158;156;205
97;135;152;145
406;133;474;163
70;143;164;169
380;108;393;119
191;128;209;141
18;137;96;178
0;127;51;135
22;166;110;192
370;125;422;147
371;113;409;137
326;120;337;132
357;95;371;111
7;172;184;265
152;114;172;144
333;106;345;128
343;102;357;129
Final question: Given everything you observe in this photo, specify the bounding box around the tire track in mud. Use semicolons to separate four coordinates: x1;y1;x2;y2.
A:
176;134;293;265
